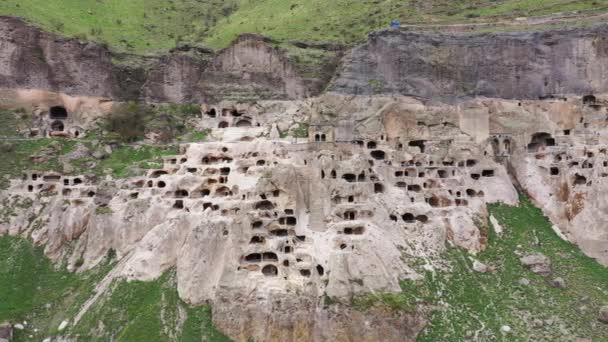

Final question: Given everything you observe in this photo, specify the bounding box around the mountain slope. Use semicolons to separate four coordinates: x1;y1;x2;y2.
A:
1;0;608;54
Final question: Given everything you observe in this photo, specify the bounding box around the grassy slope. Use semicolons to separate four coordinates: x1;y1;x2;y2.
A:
0;236;109;341
0;236;229;342
353;197;608;341
0;0;237;54
1;0;607;54
72;271;230;342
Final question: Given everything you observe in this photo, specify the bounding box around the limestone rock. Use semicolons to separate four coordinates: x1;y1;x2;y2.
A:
599;306;608;324
332;25;608;99
473;260;488;273
58;320;69;331
520;253;551;276
551;277;567;289
518;278;530;286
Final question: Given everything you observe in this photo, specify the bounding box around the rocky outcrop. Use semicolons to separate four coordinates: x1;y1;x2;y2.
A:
143;35;328;103
0;16;142;100
331;25;608;99
199;34;309;101
1;94;523;341
0;17;327;103
142;50;211;103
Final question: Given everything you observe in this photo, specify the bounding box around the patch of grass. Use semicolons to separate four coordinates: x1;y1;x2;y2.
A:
0;109;30;138
73;270;230;342
187;130;210;142
72;144;178;179
102;102;201;143
355;196;608;340
0;236;110;341
291;122;309;138
95;206;113;215
182;305;231;342
0;0;239;55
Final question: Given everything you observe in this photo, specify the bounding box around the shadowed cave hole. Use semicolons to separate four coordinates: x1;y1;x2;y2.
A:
50;106;68;120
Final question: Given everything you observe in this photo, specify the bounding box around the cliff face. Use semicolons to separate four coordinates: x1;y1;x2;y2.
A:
0;16;129;99
142;52;209;103
331;25;608;99
0;17;329;103
199;34;310;101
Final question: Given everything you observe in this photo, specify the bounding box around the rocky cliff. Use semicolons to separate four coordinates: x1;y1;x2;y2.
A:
0;16;136;99
331;25;608;99
0;17;335;103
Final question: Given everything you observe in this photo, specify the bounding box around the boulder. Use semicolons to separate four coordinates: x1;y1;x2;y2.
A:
472;260;488;273
0;323;12;342
520;253;551;276
599;306;608;324
551;277;566;289
518;278;530;286
58;320;69;331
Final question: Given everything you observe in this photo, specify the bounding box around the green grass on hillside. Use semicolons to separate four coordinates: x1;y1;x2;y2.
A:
72;271;231;342
351;196;608;341
0;236;110;341
0;0;238;54
0;236;230;342
71;144;178;179
1;0;607;54
0;137;77;189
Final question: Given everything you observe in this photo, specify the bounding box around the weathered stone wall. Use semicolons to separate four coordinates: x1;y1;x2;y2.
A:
0;17;330;103
331;25;608;99
0;16;134;99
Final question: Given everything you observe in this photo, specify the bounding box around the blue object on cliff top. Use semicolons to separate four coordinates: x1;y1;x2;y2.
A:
391;21;401;27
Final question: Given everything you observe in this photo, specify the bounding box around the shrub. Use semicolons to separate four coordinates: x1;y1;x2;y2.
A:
74;257;84;268
103;102;152;143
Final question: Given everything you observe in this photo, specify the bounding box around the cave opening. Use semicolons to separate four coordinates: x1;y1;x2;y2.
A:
527;132;556;153
370;150;386;160
50;106;68;120
206;108;217;118
409;140;426;153
51;120;64;132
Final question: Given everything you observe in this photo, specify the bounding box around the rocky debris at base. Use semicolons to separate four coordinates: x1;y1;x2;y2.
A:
520;253;552;276
518;278;530;286
58;320;69;332
473;260;489;273
0;323;12;342
551;277;567;289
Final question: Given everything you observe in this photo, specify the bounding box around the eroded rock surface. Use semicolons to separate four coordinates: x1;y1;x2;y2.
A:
332;25;608;99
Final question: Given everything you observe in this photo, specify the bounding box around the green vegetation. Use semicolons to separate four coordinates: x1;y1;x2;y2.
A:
0;137;77;189
72;271;230;342
0;109;30;138
71;144;178;179
354;196;608;341
0;0;237;54
0;236;230;341
94;206;113;215
290;122;310;138
187;130;210;142
0;236;109;341
1;0;607;54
